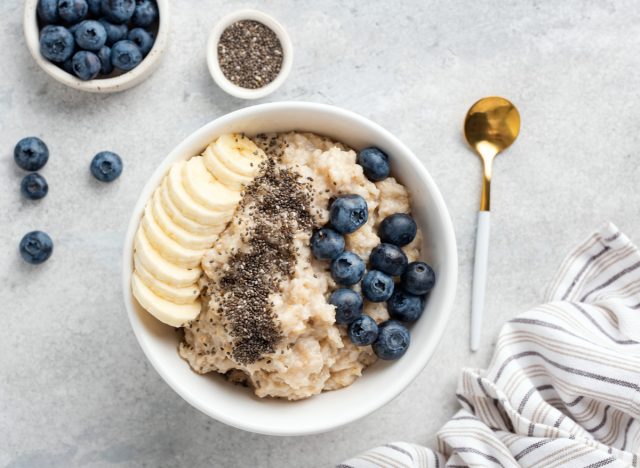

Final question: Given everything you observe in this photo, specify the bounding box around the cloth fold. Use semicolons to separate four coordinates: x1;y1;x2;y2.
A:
342;222;640;468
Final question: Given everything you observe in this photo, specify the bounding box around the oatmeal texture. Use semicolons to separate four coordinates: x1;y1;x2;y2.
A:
179;132;422;400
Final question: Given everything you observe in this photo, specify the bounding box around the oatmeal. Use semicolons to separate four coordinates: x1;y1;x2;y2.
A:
179;133;422;400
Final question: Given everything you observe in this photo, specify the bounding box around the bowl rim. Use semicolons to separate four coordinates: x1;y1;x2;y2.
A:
206;9;293;100
122;101;458;435
23;0;170;93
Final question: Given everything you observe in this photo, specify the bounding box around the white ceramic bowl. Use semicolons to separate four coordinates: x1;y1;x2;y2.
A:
122;102;458;435
23;0;170;93
206;9;293;99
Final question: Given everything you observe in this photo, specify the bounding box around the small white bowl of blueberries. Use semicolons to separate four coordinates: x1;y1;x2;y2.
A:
23;0;169;93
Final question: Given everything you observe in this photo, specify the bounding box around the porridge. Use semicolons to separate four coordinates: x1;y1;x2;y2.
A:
131;132;435;400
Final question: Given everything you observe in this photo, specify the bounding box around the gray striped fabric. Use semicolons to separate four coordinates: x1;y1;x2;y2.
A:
341;222;640;468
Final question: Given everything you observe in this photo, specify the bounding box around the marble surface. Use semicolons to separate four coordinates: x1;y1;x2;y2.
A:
2;0;640;466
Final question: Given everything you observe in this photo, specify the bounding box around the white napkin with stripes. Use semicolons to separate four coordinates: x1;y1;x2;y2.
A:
341;222;640;468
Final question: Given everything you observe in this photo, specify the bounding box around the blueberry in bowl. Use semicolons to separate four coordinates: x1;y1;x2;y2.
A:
372;320;410;360
329;288;363;325
362;270;394;302
330;251;365;286
25;0;168;92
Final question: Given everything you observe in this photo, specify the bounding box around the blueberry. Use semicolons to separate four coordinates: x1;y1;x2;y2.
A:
62;57;74;74
378;213;417;247
401;261;436;295
329;194;368;234
97;46;113;74
74;20;107;51
90;151;122;182
20;173;49;200
111;40;142;71
329;288;363;325
37;0;60;24
39;25;74;63
357;147;390;182
388;289;424;322
330;251;365;286
372;320;410;360
348;315;378;346
132;0;158;27
99;19;128;45
370;243;408;276
14;137;49;171
127;27;154;55
57;0;88;23
19;231;53;265
101;0;135;23
311;228;344;261
362;270;394;302
87;0;101;15
71;51;101;80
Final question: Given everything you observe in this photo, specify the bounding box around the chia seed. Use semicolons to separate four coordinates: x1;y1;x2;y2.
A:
218;20;283;89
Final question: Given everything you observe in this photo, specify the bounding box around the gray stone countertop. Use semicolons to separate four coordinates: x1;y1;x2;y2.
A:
2;0;640;466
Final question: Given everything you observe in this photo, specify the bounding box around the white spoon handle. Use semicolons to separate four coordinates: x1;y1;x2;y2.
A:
471;211;490;352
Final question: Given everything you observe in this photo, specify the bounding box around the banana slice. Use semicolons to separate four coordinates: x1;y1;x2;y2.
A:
182;156;241;211
134;227;202;287
141;202;204;268
166;161;234;225
202;144;254;190
213;133;266;177
132;273;201;327
159;180;226;236
134;255;200;305
151;189;218;249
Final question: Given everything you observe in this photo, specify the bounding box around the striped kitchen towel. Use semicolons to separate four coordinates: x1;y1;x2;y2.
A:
341;222;640;468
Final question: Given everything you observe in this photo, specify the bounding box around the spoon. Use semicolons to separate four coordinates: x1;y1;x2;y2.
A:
464;96;521;352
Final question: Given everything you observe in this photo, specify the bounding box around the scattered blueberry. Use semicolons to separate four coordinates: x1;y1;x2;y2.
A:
97;45;113;74
90;151;123;182
401;261;436;296
370;243;408;276
378;213;417;246
87;0;101;16
101;0;135;24
348;315;378;346
362;270;394;302
329;194;368;234
127;27;154;55
37;0;60;24
99;19;128;45
110;40;142;70
74;20;107;51
357;147;390;182
387;289;424;322
372;320;410;360
311;228;344;260
72;50;101;80
57;0;88;23
329;288;363;325
20;173;49;200
39;25;75;63
14;137;49;171
330;251;365;286
19;231;53;265
132;0;158;27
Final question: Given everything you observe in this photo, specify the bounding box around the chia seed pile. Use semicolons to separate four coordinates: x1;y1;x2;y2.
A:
206;137;313;365
217;20;284;89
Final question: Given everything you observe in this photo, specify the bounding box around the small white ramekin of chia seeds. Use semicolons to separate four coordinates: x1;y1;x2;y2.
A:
207;9;293;100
